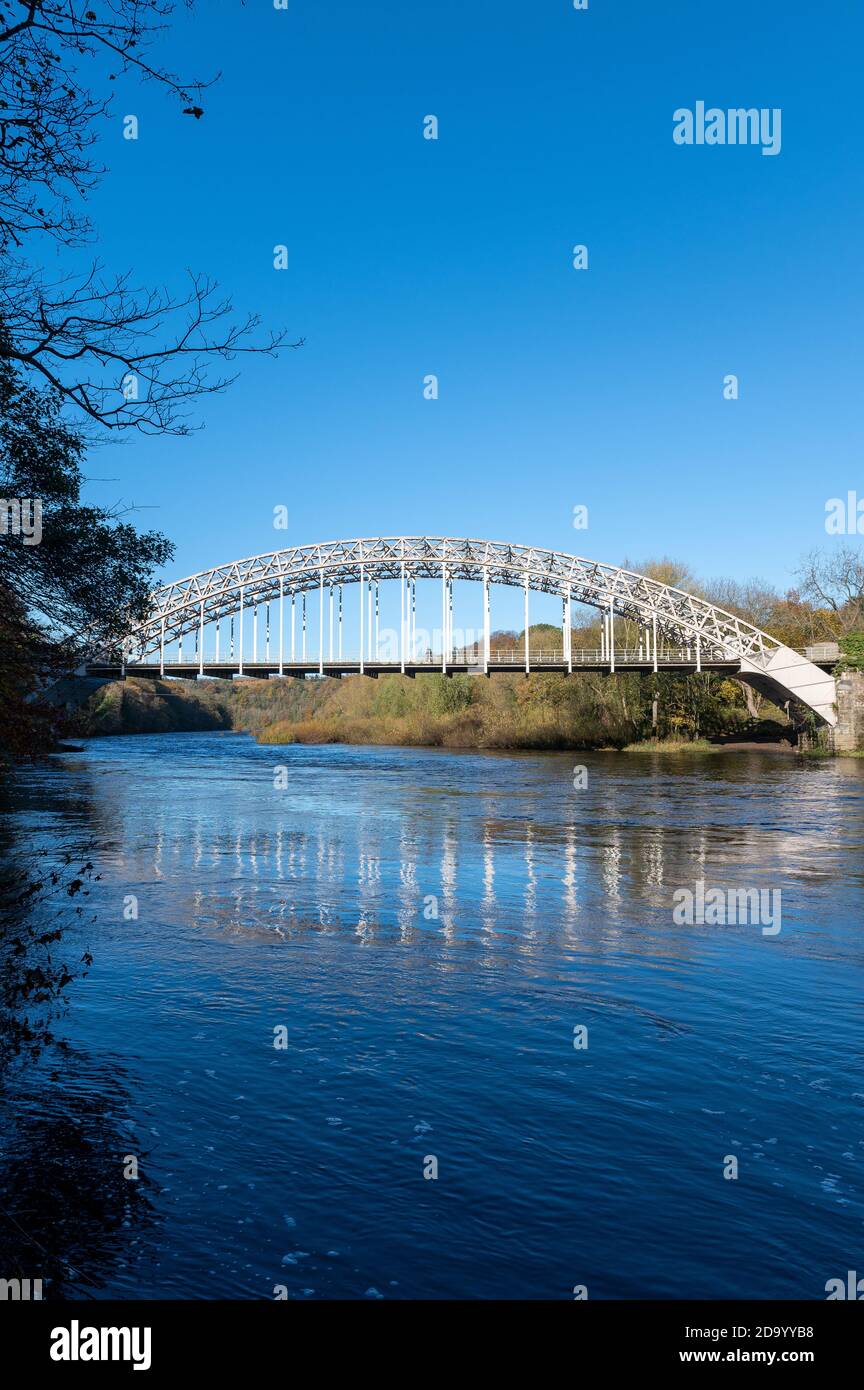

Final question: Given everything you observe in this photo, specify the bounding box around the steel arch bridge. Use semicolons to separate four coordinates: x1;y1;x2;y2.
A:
102;536;837;726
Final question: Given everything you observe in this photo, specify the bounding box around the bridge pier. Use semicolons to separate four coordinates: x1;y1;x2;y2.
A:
834;669;864;752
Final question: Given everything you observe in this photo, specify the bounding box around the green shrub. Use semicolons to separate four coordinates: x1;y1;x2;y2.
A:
838;633;864;672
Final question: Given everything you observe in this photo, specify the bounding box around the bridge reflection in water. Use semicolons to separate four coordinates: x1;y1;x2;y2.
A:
95;742;822;954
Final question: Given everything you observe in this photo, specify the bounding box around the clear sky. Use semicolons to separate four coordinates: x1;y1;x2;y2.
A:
76;0;863;632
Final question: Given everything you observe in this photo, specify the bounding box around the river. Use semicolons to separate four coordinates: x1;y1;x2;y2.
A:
1;732;863;1299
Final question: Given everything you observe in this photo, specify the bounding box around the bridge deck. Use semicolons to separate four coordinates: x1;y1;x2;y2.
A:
89;655;749;681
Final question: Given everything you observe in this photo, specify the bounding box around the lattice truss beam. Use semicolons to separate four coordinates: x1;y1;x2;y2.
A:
125;537;781;666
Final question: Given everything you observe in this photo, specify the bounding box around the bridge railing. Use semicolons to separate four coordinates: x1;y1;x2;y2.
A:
125;644;737;669
480;647;730;665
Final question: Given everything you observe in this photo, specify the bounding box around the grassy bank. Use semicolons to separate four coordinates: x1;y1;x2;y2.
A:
245;671;788;751
621;737;720;754
121;673;630;749
251;672;668;750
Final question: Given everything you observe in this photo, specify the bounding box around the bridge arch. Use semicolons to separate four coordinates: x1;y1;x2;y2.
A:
121;537;837;726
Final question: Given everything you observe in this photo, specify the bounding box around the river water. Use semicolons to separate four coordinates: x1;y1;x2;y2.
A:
1;732;863;1299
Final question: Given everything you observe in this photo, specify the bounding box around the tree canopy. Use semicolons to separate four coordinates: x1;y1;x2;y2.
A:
1;353;173;755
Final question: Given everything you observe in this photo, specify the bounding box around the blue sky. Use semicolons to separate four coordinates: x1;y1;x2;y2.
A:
74;0;863;631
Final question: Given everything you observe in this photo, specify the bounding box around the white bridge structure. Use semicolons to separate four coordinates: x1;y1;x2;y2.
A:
94;537;838;726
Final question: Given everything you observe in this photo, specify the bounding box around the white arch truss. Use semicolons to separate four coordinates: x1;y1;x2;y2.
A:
122;537;837;725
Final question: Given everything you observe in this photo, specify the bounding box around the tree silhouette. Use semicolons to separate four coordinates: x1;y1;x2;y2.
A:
1;352;174;754
0;2;301;433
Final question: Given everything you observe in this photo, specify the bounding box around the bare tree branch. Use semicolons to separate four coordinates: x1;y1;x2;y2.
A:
795;547;864;635
0;2;301;432
0;2;213;250
1;262;303;433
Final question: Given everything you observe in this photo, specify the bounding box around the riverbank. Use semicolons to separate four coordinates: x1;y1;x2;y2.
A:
65;675;232;736
621;737;796;754
61;672;796;753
